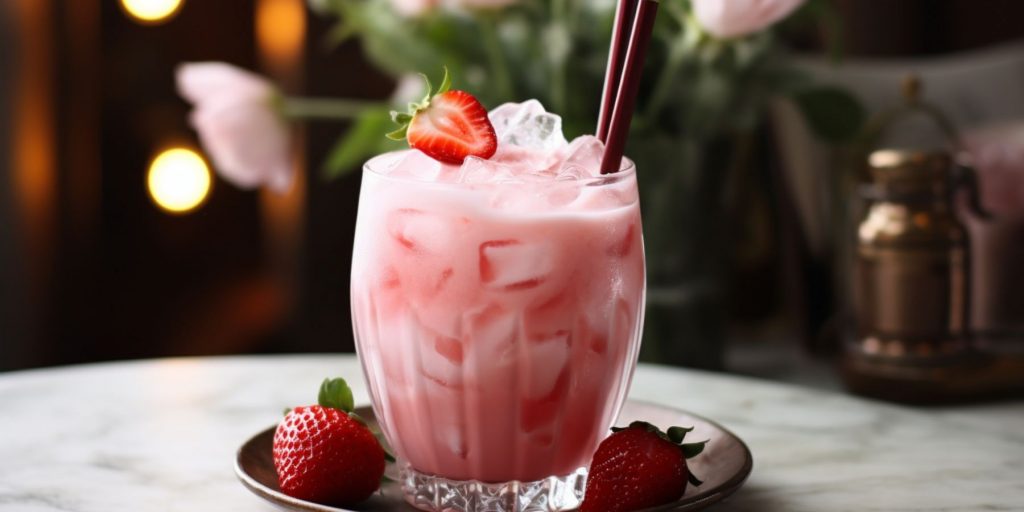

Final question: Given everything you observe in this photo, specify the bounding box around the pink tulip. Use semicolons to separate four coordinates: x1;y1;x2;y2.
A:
691;0;805;39
176;62;293;192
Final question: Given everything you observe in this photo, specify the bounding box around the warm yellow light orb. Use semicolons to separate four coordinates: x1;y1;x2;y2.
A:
120;0;183;23
147;148;211;214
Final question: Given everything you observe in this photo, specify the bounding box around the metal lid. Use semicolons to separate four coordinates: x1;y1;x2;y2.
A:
867;149;951;185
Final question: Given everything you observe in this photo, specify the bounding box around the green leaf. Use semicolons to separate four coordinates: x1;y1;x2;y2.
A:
370;429;397;463
682;440;708;459
667;426;694;444
391;111;413;124
317;378;355;413
419;72;434;102
437;65;452;95
386;125;409;141
347;412;368;426
323;109;393;179
688;471;704;487
791;86;867;143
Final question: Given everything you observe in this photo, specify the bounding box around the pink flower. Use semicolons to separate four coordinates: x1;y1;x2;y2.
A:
691;0;805;39
176;62;293;192
964;122;1024;218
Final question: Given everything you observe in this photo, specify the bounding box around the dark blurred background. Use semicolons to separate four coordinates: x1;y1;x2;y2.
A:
2;0;1024;373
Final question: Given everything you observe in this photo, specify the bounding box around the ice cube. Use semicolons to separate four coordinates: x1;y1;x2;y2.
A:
492;145;562;174
523;331;571;399
559;136;604;176
387;209;452;254
458;155;519;184
543;179;583;207
462;303;519;365
556;165;588;181
420;333;464;389
488;100;568;151
489;100;547;138
489;185;537;211
479;240;554;290
387;149;443;181
506;113;568;151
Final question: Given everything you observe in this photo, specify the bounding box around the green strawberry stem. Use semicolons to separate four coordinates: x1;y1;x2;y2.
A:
386;67;452;141
315;377;398;464
318;378;355;412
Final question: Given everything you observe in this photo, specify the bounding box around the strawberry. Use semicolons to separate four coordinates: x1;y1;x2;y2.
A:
581;421;706;512
272;378;387;506
387;67;497;164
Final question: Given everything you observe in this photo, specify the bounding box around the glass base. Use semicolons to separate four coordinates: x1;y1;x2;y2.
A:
399;464;587;512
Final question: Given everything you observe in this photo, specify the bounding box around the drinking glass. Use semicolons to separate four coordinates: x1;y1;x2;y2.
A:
350;152;645;512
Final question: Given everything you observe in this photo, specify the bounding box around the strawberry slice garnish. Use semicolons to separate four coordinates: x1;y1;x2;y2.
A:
387;68;497;164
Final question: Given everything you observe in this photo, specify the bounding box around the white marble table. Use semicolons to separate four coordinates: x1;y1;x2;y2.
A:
0;355;1021;511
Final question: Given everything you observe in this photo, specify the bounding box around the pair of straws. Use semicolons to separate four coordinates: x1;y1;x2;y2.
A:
597;0;659;175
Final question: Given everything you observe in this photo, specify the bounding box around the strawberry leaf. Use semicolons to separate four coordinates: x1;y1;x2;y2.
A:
419;72;434;105
385;66;454;144
688;472;704;487
437;65;452;96
390;111;413;124
667;426;694;443
682;440;708;459
369;428;397;463
317;377;355;412
386;125;409;141
347;411;368;426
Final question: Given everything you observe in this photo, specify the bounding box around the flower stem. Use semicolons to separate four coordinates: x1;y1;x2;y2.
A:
643;35;689;121
480;16;514;101
280;98;380;120
645;12;706;120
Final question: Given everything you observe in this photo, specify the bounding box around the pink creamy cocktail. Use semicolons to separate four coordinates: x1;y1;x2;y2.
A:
351;102;645;488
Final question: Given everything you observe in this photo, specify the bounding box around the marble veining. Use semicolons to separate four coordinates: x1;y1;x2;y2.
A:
0;356;1021;511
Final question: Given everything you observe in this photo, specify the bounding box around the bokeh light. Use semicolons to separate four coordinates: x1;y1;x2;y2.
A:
120;0;183;24
147;148;211;214
256;0;306;71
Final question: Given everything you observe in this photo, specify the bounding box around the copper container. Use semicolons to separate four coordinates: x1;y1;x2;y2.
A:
844;149;1024;402
852;150;969;358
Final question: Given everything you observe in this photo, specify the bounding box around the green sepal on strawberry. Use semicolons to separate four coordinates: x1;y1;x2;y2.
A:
272;378;388;506
387;67;497;165
581;421;707;512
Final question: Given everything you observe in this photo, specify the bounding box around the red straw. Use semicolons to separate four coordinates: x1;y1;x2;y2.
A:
597;0;638;143
600;0;658;175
